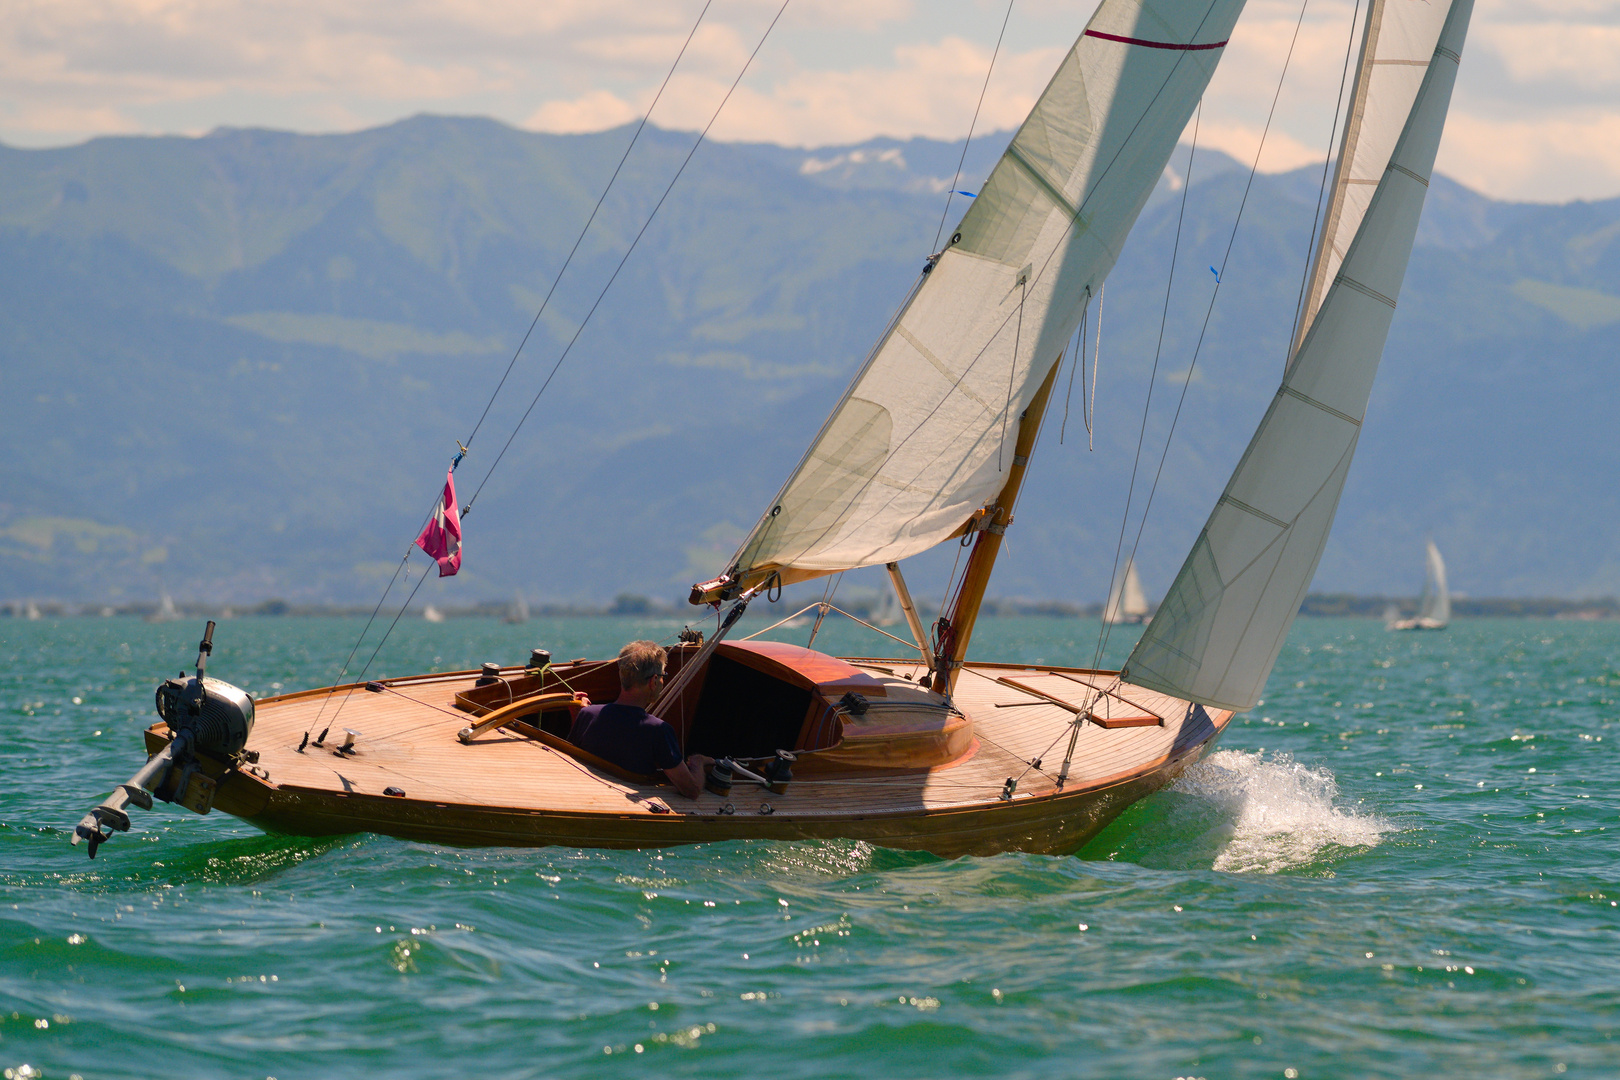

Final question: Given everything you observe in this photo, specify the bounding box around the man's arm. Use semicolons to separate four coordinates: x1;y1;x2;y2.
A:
663;754;712;800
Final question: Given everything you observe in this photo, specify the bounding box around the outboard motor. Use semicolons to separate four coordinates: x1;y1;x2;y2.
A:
72;621;255;858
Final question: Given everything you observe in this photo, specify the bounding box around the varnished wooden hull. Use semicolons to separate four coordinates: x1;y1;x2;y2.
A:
145;655;1232;858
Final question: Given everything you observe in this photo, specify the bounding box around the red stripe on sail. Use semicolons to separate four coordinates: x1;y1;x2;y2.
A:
1083;29;1228;51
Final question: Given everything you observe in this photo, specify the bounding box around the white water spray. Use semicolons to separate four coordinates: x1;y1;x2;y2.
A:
1172;750;1386;874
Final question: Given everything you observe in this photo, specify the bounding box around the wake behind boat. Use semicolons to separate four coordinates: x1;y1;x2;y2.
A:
75;0;1478;858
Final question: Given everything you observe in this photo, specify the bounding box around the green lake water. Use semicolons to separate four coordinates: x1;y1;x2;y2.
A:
2;615;1616;1079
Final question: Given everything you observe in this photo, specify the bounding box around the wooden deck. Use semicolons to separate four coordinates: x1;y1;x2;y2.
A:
147;658;1230;857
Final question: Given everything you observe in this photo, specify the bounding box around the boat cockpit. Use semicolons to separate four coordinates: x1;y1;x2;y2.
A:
451;640;971;780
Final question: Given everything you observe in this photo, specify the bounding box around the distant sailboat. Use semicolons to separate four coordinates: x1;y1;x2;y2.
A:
870;583;902;627
423;604;446;624
144;594;179;623
503;591;530;624
1389;540;1450;631
1103;560;1150;625
24;601;42;621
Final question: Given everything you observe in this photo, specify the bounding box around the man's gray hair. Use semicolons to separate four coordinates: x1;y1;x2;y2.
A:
617;640;667;690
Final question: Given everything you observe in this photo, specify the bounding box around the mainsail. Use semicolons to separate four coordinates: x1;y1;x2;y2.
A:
710;0;1247;599
1124;0;1474;711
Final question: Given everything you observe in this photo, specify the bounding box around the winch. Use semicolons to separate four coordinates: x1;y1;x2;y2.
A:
71;620;255;857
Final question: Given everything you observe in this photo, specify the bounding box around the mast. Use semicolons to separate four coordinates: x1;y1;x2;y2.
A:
932;356;1063;695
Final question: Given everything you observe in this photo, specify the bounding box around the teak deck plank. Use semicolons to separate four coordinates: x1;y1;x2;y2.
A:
215;657;1226;837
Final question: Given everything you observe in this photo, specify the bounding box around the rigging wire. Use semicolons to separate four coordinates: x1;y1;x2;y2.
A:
1094;0;1319;677
931;0;1017;254
462;0;793;516
461;0;716;452
1089;105;1202;672
1089;281;1103;445
316;557;435;739
299;1;716;739
1287;0;1363;364
1059;288;1088;444
760;2;1229;576
1000;274;1027;470
310;1;788;722
805;570;844;649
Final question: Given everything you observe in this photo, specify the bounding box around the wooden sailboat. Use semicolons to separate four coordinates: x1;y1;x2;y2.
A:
1389;539;1450;630
1103;559;1150;625
75;0;1478;859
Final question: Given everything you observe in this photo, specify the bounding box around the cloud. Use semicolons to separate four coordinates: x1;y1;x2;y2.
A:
0;0;1616;201
630;36;1064;147
526;90;638;135
1439;109;1620;204
1477;23;1620;95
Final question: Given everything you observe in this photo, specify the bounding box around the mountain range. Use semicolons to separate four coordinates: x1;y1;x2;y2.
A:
1;116;1616;609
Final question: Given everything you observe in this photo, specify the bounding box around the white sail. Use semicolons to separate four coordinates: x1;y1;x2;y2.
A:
1104;559;1150;623
1123;0;1474;712
1294;0;1455;355
720;0;1247;593
1418;538;1449;625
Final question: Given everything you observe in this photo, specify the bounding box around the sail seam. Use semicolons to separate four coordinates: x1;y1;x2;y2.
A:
724;0;1240;582
1004;142;1080;221
1372;58;1429;66
1211;438;1361;711
1436;45;1461;64
1083;29;1228;51
1216;495;1291;530
1279;384;1361;426
1336;273;1397;308
896;324;999;415
1388;161;1429;187
1294;0;1385;351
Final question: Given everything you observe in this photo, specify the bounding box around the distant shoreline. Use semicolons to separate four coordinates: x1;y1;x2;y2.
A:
3;594;1616;621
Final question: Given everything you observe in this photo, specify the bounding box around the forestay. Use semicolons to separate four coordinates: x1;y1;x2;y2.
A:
1123;0;1475;712
1293;0;1455;356
719;0;1247;592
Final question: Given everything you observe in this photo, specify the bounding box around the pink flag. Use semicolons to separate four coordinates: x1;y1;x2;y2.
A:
416;469;462;577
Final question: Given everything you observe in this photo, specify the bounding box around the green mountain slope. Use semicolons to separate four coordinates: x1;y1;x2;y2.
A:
0;117;1615;607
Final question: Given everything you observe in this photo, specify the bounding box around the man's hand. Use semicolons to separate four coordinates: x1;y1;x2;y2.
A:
664;754;712;800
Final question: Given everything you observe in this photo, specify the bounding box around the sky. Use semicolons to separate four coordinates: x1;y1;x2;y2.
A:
2;0;1616;203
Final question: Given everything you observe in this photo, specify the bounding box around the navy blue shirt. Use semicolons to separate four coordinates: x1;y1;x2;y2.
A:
569;703;683;776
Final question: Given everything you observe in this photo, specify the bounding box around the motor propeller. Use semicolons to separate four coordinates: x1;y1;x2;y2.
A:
72;620;255;858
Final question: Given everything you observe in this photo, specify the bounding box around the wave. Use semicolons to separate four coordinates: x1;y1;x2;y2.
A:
1171;750;1387;873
